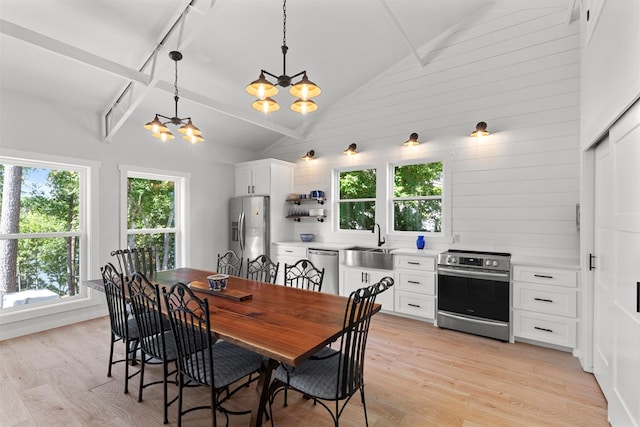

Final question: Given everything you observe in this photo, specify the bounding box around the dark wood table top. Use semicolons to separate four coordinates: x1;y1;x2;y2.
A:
85;267;379;366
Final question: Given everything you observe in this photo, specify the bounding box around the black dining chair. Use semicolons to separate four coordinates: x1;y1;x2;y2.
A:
111;246;157;279
283;259;324;291
127;272;177;424
102;262;140;395
268;276;395;427
246;254;279;284
162;282;264;427
217;250;243;276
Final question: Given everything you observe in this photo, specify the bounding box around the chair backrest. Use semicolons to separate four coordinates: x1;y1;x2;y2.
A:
284;259;324;291
336;276;394;398
111;247;157;278
162;282;213;387
101;262;130;340
246;254;279;284
217;250;243;276
127;272;167;360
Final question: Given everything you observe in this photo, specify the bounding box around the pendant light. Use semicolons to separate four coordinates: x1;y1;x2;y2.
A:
246;0;321;114
144;51;204;144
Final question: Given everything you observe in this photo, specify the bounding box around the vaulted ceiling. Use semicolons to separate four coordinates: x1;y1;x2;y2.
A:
0;0;576;152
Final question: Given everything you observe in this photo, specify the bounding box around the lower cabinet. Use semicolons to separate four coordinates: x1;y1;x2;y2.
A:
273;244;307;285
340;266;395;311
512;263;579;349
394;254;436;321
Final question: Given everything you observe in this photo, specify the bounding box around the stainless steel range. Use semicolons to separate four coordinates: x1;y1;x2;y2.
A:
436;249;511;341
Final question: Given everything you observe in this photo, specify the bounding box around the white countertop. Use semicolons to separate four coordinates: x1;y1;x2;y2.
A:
510;255;580;269
273;241;439;256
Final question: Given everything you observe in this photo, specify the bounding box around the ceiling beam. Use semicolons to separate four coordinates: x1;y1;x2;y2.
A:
377;0;423;67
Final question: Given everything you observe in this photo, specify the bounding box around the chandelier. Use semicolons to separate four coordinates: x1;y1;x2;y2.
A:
144;51;204;143
245;0;321;115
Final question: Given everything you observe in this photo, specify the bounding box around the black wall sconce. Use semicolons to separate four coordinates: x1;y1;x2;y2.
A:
343;143;357;155
302;150;315;161
403;132;420;147
470;121;490;137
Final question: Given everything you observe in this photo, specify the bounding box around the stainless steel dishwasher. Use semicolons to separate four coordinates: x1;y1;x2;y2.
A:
308;248;339;295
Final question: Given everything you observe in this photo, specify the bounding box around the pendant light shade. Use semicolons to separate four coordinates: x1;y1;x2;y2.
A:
289;72;321;99
291;98;318;114
252;97;280;113
152;129;176;142
144;115;170;134
470;121;489;137
246;72;279;99
178;119;202;137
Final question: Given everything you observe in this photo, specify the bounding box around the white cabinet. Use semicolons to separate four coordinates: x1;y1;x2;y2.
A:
341;266;394;311
394;254;436;320
273;244;307;285
512;263;579;349
235;159;289;196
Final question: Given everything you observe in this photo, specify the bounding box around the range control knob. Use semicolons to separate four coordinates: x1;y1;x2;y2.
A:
492;260;499;267
448;256;457;264
485;260;492;266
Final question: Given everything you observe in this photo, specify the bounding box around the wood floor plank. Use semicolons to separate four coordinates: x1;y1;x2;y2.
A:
0;313;608;426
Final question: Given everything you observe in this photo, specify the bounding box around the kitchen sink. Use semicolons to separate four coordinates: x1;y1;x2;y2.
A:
341;246;394;270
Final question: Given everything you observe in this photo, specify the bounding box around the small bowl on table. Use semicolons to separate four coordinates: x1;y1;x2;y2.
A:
300;233;315;242
207;274;229;291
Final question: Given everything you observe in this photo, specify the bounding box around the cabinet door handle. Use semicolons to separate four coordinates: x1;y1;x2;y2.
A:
534;274;553;279
252;185;255;193
408;280;421;284
408;303;421;308
534;326;553;333
589;253;596;271
361;272;365;283
408;261;420;265
637;282;640;313
534;297;554;303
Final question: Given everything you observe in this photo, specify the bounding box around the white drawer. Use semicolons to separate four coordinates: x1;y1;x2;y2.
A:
397;272;435;295
394;291;435;319
513;283;577;317
513;310;577;348
275;245;307;258
512;265;578;288
395;255;435;272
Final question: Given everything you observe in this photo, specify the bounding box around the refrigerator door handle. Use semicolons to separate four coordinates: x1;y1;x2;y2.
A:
239;212;245;250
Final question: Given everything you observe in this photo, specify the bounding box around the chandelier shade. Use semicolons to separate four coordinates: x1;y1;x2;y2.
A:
246;0;320;114
144;51;204;144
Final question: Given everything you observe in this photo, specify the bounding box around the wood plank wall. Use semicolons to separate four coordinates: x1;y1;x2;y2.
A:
264;6;580;259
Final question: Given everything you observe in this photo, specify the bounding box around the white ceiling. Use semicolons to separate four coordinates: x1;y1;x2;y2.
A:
1;0;574;152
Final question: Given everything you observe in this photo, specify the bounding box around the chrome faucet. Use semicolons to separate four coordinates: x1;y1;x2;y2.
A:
372;223;386;247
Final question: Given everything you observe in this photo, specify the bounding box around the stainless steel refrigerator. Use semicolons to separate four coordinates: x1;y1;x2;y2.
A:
229;196;270;274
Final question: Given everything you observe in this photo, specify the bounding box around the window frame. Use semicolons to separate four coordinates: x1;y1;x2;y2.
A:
119;164;190;268
0;149;101;338
334;166;379;232
388;158;446;235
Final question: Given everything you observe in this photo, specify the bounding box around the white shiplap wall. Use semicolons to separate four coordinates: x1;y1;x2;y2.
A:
264;6;580;259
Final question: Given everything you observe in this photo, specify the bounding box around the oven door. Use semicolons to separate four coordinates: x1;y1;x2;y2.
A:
437;266;510;341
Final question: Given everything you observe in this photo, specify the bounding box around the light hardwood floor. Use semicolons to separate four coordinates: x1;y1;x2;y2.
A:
0;313;608;426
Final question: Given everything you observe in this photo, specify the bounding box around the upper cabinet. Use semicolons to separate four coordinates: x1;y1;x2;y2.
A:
581;0;640;148
234;159;293;197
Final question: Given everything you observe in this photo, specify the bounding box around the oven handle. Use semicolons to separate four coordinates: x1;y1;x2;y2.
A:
437;267;510;282
438;311;508;327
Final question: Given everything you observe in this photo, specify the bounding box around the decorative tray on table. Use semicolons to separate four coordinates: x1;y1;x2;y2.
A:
188;281;252;301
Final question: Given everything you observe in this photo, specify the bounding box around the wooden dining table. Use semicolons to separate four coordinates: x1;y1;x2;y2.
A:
85;267;380;426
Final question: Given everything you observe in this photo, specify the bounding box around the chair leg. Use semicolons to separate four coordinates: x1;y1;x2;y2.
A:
137;352;146;402
107;333;116;377
177;375;184;427
359;386;369;427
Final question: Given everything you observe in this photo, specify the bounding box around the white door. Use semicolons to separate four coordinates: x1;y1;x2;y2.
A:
593;103;640;426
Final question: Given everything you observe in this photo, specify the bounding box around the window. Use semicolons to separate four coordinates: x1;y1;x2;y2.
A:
0;162;85;310
392;161;443;233
338;168;376;230
120;166;189;270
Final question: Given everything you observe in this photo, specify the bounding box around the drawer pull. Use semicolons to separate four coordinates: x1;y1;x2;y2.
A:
407;280;421;284
534;297;554;303
534;274;553;279
534;326;553;333
408;303;421;308
407;261;421;265
285;250;293;253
